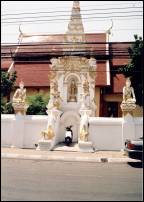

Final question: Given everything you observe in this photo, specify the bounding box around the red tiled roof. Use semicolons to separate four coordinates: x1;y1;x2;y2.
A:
1;46;16;70
1;34;133;90
1;59;13;70
14;61;108;87
113;74;126;93
16;33;106;55
11;33;108;87
1;45;16;54
14;63;51;87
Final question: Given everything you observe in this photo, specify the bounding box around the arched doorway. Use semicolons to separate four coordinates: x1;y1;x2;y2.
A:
58;111;80;143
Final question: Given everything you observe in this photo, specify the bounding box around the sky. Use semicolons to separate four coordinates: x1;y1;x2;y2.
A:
1;1;143;43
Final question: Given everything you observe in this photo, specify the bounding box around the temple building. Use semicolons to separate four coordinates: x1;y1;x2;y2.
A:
1;1;143;117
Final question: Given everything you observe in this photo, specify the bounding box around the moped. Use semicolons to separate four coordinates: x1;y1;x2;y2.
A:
65;125;73;146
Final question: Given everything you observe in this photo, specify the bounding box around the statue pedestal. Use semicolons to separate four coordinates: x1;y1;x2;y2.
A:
120;102;136;115
36;140;53;151
12;102;29;115
78;141;94;153
120;102;136;150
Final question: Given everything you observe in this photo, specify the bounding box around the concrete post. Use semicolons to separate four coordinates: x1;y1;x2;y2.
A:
121;103;136;150
11;114;25;148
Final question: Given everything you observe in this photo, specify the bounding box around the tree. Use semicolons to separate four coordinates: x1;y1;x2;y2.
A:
119;35;143;106
26;93;50;115
1;71;17;114
1;71;17;100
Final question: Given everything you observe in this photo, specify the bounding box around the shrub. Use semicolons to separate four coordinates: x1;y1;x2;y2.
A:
1;96;5;113
1;96;14;114
26;93;50;115
4;102;14;114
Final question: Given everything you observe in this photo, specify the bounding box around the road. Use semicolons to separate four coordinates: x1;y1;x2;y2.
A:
1;159;143;201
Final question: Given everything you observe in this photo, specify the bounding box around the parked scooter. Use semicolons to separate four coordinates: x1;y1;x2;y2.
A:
65;125;73;146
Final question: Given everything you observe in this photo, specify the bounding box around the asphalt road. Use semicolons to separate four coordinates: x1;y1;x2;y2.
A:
1;159;143;201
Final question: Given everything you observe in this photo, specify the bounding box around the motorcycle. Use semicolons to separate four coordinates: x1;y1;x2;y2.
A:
65;125;73;146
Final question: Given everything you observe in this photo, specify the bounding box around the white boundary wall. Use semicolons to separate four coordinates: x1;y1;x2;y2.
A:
1;114;143;150
89;118;123;150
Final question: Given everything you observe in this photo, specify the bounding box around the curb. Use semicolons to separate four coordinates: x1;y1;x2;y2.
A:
1;153;141;163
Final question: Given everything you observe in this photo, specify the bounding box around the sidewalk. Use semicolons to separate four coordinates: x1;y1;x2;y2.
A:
1;147;141;163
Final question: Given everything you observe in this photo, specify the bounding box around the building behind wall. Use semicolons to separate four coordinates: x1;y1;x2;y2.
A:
1;2;143;117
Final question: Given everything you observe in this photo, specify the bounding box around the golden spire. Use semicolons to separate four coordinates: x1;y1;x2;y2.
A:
66;1;84;36
73;1;80;8
64;1;86;52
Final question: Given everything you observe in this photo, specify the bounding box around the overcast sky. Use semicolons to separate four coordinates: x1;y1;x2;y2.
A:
1;1;143;43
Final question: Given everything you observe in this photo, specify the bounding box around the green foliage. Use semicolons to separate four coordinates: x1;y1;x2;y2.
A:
4;102;14;114
1;96;14;114
1;96;5;113
1;71;16;114
1;71;17;98
119;35;143;106
26;93;50;115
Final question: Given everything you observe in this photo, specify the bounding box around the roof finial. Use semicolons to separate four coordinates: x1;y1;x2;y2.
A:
19;24;23;35
106;19;113;35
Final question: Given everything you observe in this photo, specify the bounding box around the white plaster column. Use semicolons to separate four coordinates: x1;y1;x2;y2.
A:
121;103;136;150
50;109;63;149
11;114;25;148
78;109;94;152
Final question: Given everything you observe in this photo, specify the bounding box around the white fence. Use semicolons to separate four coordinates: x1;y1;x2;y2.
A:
89;118;123;150
1;114;143;150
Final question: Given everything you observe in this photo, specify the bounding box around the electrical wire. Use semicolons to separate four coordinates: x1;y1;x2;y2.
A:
1;41;135;46
1;67;141;73
2;1;142;13
2;9;142;21
2;17;143;26
2;14;143;24
2;5;142;16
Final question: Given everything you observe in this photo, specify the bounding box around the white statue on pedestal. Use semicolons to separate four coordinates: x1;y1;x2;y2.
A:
120;77;136;115
13;81;26;104
12;81;28;115
122;77;136;104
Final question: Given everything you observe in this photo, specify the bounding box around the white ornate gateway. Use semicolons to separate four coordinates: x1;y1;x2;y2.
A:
37;1;97;151
50;56;96;114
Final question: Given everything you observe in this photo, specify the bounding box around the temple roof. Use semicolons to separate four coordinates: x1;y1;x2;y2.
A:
1;39;131;92
1;0;131;93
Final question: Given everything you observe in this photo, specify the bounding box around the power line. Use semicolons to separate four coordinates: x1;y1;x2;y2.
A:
1;50;131;55
2;10;142;21
1;41;135;46
1;46;133;52
2;2;142;13
2;6;142;17
2;14;143;24
1;50;132;55
2;17;143;26
3;68;140;73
